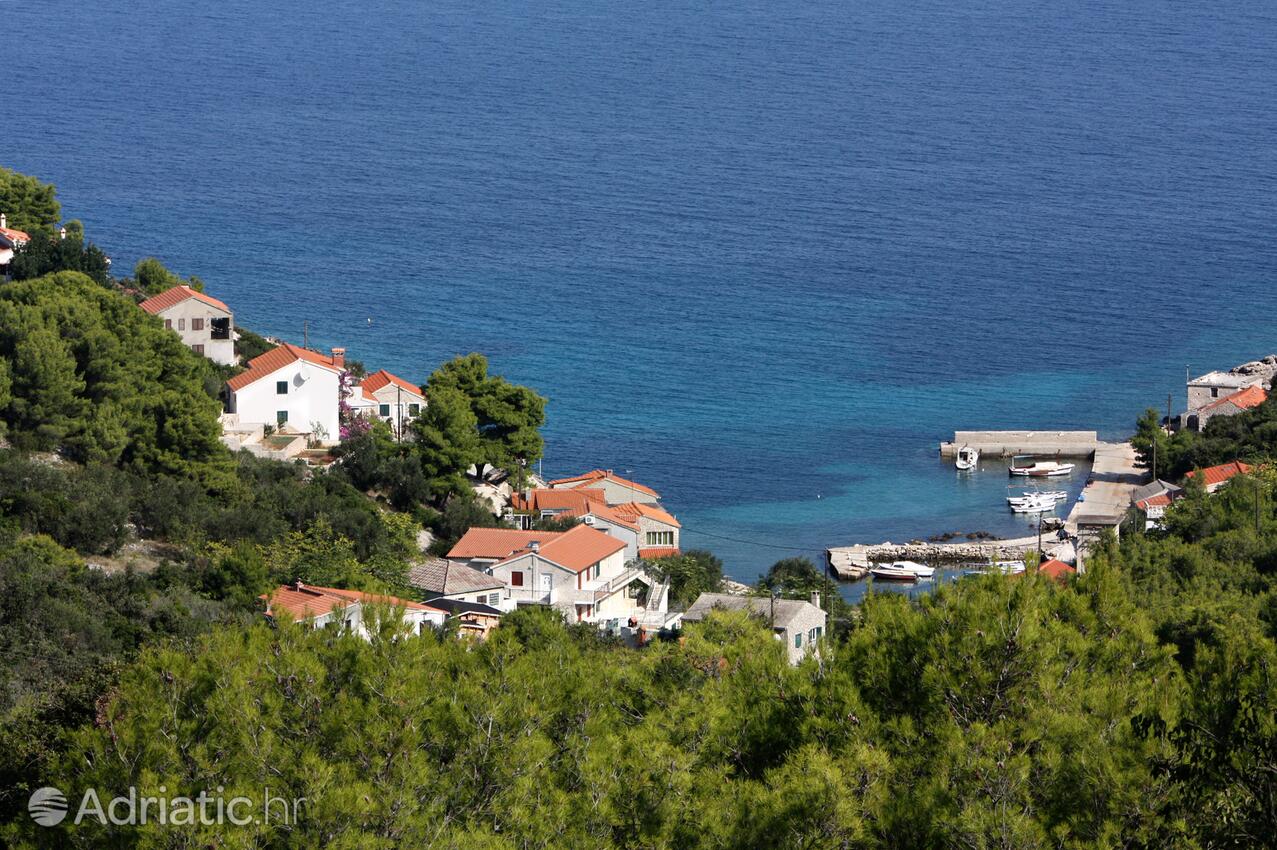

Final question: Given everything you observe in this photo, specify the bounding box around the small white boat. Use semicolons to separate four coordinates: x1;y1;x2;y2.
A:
891;560;935;579
992;560;1026;575
870;565;918;582
955;445;979;471
1009;495;1059;513
1006;490;1067;502
1009;459;1076;478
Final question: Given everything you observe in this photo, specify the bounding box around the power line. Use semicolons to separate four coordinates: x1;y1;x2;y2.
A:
680;524;824;554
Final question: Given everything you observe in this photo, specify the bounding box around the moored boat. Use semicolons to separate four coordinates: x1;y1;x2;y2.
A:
870;565;918;582
891;560;935;579
1009;458;1076;477
1009;495;1059;513
955;445;979;471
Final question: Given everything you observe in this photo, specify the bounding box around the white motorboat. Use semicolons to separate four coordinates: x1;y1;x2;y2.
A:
955;445;979;471
891;560;935;579
869;565;918;582
1009;459;1076;478
1006;490;1067;502
1009;495;1059;513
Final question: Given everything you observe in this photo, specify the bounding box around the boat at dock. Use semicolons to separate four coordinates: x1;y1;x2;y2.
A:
1008;458;1076;477
955;445;979;471
869;565;919;582
1008;494;1060;513
891;560;935;579
1006;490;1066;505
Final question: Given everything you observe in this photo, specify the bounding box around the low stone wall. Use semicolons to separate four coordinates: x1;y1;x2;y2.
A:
939;430;1098;458
827;533;1064;579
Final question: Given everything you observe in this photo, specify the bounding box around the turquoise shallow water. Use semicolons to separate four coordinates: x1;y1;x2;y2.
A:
6;0;1277;584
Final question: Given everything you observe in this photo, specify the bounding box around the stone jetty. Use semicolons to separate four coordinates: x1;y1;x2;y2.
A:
826;533;1070;580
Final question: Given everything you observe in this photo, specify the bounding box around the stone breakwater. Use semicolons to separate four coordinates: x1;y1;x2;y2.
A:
826;533;1071;580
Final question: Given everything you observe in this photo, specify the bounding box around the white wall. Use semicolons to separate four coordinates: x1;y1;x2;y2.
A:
230;360;341;444
583;515;640;560
156;300;235;365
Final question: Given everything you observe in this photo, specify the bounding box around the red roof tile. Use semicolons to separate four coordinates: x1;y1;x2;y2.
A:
638;547;681;560
139;284;231;316
1186;461;1253;488
0;226;31;246
509;488;608;515
1135;493;1173;510
227;342;344;392
517;524;626;573
1038;559;1076;582
360;369;424;398
1199;384;1268;414
613;501;681;528
261;583;443;621
448;528;564;560
548;469;661;499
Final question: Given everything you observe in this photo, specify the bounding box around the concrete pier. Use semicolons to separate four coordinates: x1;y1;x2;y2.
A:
939;430;1099;458
826;533;1073;580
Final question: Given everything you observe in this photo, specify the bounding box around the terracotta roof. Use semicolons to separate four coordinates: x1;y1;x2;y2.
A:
1186;461;1253;488
1135;493;1173;510
448;528;564;560
516;524;627;573
585;502;641;531
0;226;31;246
227;342;344;392
1037;559;1076;582
548;469;661;499
407;557;504;595
613;501;681;528
360;369;424;398
139;284;231;315
638;546;681;560
509;488;608;515
1199;384;1268;414
261;583;443;621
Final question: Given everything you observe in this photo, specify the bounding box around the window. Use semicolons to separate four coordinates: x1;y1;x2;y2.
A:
1211;388;1220;398
276;380;288;395
210;317;231;340
378;404;391;417
511;571;524;587
487;593;500;606
191;317;204;331
164;319;172;330
276;410;288;425
408;403;420;415
193;344;204;355
794;633;802;648
646;531;675;546
809;627;820;642
177;318;185;331
593;563;601;580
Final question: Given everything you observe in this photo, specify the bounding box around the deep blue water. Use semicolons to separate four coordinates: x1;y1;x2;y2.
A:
6;0;1277;583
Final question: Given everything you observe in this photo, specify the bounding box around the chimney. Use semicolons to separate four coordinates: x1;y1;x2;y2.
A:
530;541;540;553
294;579;305;591
59;226;67;240
810;590;821;610
331;347;346;369
0;213;6;229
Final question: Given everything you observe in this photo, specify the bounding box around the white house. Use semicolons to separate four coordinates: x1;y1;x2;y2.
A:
139;284;236;365
446;525;667;626
610;502;682;560
349;369;426;439
226;343;345;444
407;557;505;608
0;213;30;278
261;582;446;638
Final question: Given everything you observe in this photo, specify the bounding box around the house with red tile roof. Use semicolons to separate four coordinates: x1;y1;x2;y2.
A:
1185;460;1254;494
225;343;347;445
0;213;31;279
139;284;236;365
547;469;662;505
612;501;682;560
447;524;668;625
505;488;609;528
261;582;446;637
1194;384;1268;431
348;369;426;440
1037;559;1076;583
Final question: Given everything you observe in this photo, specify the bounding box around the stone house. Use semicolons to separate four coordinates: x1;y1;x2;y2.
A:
681;592;827;665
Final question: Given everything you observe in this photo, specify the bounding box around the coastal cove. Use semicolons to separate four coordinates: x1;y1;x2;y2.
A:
7;0;1277;579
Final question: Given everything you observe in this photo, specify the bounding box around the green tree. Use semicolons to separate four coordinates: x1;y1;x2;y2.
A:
647;548;724;608
425;353;546;478
7;232;111;285
409;384;483;491
0;167;61;236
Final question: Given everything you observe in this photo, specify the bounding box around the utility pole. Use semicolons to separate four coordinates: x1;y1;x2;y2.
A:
1167;393;1173;434
1258;479;1263;536
303;320;309;350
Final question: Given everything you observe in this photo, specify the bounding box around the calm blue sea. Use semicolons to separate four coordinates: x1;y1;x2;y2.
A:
6;0;1277;585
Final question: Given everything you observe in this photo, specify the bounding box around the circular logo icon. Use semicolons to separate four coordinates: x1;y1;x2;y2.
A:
28;787;68;827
